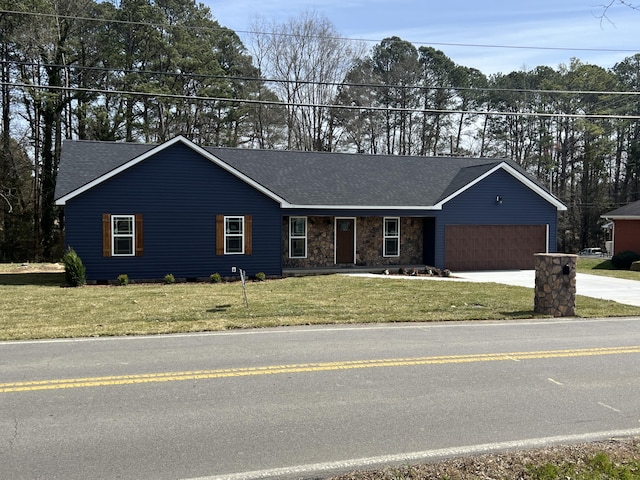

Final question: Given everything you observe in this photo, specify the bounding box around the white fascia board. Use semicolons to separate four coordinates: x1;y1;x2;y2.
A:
433;162;567;211
601;215;640;220
279;204;442;210
55;136;287;206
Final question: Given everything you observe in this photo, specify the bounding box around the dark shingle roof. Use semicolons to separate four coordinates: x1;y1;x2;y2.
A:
204;147;502;206
603;199;640;218
55;137;559;209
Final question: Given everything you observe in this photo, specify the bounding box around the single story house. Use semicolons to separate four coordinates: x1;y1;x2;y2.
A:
601;199;640;255
54;136;567;282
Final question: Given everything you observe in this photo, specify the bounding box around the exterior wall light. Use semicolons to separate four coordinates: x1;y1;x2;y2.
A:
496;195;503;204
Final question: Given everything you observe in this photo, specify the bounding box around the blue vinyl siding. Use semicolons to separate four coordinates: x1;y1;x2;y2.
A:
64;143;282;281
63;145;561;278
433;169;559;268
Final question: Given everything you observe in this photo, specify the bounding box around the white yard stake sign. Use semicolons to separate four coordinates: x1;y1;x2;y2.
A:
239;268;249;310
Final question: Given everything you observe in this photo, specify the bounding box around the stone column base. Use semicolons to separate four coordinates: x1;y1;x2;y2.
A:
534;253;577;317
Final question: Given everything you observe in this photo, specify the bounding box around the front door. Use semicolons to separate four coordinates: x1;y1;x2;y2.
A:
335;218;355;264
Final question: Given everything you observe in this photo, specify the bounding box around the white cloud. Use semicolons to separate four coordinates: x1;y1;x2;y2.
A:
206;0;640;74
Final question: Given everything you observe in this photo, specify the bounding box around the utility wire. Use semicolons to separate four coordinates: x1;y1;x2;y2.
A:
4;60;640;97
1;8;639;54
5;81;640;120
3;9;638;119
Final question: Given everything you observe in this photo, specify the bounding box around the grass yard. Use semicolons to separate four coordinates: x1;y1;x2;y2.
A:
577;257;640;280
1;261;640;341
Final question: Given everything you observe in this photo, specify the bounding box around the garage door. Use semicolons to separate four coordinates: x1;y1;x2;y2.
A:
445;225;547;271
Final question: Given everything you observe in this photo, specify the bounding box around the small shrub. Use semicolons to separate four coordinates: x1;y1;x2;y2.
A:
255;271;266;281
611;250;640;270
62;247;86;287
210;272;222;283
163;273;175;284
116;274;129;286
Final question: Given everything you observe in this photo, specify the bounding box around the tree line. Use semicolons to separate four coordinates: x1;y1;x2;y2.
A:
1;0;639;261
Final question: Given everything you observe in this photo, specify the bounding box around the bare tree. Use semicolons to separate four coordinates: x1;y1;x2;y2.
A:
598;0;639;25
249;11;364;151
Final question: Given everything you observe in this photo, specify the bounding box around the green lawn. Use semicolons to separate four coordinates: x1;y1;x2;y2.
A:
577;257;640;280
1;261;639;341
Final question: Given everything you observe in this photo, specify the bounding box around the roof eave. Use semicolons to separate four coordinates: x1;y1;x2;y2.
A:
601;215;640;220
280;204;442;210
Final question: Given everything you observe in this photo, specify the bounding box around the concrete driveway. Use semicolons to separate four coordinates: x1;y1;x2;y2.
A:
455;270;640;307
347;270;640;307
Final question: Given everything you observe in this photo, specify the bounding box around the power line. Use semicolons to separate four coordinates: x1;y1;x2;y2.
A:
4;60;640;98
241;29;640;54
3;8;639;112
2;9;638;120
2;8;639;56
5;81;640;120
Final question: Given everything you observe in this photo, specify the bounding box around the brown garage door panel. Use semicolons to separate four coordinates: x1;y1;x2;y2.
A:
445;225;547;271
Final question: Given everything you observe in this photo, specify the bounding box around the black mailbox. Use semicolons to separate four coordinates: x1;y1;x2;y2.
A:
562;264;570;275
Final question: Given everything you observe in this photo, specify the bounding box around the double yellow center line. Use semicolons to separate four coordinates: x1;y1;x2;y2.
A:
2;345;639;394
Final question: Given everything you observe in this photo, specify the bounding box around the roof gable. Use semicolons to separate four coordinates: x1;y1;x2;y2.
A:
435;161;567;210
54;136;288;206
55;136;566;211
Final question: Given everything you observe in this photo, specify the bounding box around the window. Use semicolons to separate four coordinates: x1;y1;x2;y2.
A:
216;215;252;256
225;216;244;254
112;215;135;255
289;217;307;258
383;217;400;257
102;214;143;257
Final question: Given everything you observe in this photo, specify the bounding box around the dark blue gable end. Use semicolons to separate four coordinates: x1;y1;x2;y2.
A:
435;168;559;267
63;143;282;281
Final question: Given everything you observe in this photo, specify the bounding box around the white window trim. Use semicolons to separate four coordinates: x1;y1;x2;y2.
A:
224;215;245;255
289;216;307;259
383;217;400;257
112;215;135;257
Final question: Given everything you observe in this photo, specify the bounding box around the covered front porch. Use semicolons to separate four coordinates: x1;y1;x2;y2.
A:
282;215;436;271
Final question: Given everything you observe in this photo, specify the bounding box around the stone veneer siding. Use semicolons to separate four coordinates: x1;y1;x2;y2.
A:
282;216;424;268
534;253;577;317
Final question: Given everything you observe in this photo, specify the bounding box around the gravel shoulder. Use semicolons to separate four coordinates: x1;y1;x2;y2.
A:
330;438;640;479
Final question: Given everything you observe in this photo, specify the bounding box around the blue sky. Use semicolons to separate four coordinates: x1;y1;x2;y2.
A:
204;0;639;74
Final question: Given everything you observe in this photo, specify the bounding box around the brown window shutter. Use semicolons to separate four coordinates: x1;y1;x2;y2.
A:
245;215;252;255
216;215;224;255
135;214;144;256
102;214;111;257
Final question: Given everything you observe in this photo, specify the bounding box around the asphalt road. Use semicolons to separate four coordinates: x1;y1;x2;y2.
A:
2;318;640;480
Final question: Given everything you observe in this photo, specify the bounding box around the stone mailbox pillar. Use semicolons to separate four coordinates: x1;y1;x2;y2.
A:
534;253;577;317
